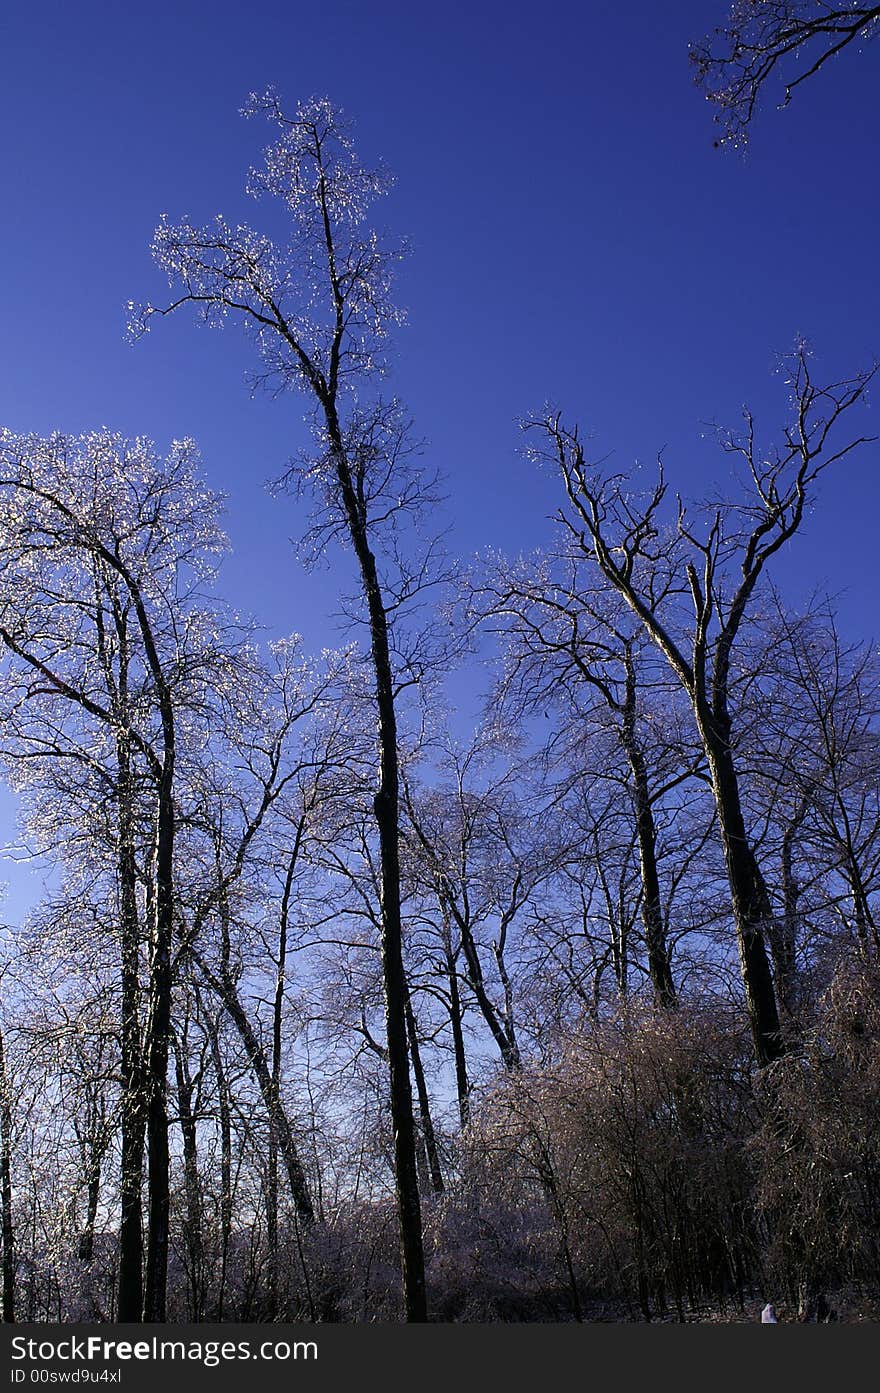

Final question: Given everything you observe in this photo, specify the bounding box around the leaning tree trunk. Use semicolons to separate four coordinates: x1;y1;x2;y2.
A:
451;902;521;1072
207;969;316;1321
405;992;444;1195
204;965;314;1227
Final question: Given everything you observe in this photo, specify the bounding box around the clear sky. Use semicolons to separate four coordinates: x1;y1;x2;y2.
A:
1;1;878;906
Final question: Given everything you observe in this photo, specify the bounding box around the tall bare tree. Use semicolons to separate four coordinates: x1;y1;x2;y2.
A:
133;93;449;1320
529;349;875;1063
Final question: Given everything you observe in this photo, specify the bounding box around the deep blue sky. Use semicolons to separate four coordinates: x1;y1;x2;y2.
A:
1;1;878;907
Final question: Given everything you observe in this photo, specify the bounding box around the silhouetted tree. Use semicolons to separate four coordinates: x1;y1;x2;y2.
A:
692;1;880;146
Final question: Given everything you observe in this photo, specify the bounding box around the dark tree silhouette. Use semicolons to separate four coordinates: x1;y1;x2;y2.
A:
692;2;880;146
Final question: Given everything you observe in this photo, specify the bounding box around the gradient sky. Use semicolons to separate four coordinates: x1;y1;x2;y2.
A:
1;0;878;910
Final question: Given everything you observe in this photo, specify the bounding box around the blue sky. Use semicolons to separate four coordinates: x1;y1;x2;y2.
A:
1;0;879;907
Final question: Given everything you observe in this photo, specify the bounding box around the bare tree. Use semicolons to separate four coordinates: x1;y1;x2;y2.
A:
748;603;880;963
692;1;880;146
0;429;227;1318
173;639;333;1247
403;737;559;1077
529;349;876;1064
471;556;711;1008
132;92;447;1320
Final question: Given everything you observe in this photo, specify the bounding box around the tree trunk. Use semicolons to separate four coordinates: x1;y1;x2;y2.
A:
701;716;783;1066
116;738;145;1321
266;1133;279;1318
621;654;676;1007
405;992;444;1195
204;1015;232;1320
206;968;314;1227
845;858;878;957
173;1033;204;1320
78;1136;104;1264
143;779;175;1322
444;934;470;1129
455;908;521;1072
267;845;297;1317
771;799;807;1015
0;1021;15;1323
324;407;426;1322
